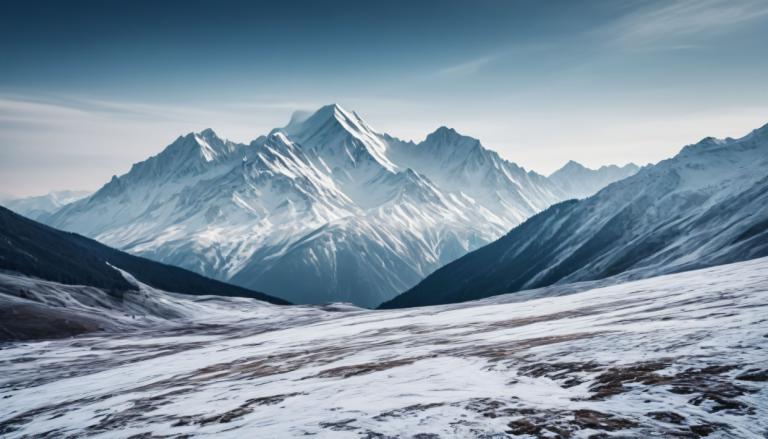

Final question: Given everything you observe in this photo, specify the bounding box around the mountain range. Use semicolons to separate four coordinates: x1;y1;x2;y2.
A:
44;104;637;307
381;122;768;308
3;109;767;437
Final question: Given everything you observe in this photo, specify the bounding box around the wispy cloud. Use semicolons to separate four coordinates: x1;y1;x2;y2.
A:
436;55;499;77
0;93;327;130
609;0;768;49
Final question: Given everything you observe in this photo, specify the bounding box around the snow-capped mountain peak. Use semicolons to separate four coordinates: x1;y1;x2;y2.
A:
194;129;227;162
422;126;481;150
555;160;587;172
277;103;399;172
152;129;241;171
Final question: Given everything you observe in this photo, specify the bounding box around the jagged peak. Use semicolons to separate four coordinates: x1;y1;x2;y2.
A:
433;126;458;136
562;160;587;170
551;160;639;178
274;103;397;172
283;103;358;133
315;102;347;116
423;126;481;148
171;130;213;147
679;135;728;156
175;128;219;142
277;103;357;142
199;127;217;136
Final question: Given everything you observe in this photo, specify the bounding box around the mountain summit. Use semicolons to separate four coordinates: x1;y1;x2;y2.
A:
47;104;637;307
277;103;399;172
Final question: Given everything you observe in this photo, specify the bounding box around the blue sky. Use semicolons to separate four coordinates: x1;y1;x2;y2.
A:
2;0;768;196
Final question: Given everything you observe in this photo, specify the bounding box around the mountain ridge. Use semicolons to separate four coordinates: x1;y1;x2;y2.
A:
380;122;768;308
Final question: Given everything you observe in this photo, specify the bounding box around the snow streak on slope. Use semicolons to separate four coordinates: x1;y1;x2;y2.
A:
0;270;281;340
47;104;636;307
1;257;767;437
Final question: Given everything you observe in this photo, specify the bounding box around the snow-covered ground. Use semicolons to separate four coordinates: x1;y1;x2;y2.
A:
2;257;767;438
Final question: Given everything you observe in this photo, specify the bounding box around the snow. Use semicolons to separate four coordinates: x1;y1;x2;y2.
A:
1;256;767;437
45;104;645;307
194;134;217;162
541;126;768;288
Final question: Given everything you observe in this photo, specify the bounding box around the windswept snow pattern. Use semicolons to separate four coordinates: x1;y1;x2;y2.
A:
0;270;295;341
2;257;767;438
46;104;635;307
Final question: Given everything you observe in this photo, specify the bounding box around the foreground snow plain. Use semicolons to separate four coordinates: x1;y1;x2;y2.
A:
1;257;767;438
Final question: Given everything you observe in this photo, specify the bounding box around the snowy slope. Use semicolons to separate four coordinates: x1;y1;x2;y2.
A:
2;257;766;437
1;190;91;221
47;104;634;307
383;122;768;308
0;271;269;340
0;206;288;309
0;266;334;342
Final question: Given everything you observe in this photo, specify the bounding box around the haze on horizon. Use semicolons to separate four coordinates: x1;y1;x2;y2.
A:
1;0;767;197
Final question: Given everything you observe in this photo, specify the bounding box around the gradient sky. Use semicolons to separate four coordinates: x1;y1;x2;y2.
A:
1;0;767;196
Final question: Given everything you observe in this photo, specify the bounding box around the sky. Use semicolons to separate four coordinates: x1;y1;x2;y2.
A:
1;0;767;196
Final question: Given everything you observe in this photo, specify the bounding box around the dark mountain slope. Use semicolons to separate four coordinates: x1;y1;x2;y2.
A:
0;206;289;304
381;124;768;309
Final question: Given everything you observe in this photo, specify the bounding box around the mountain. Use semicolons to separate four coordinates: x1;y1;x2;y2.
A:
1;190;91;221
381;123;768;308
549;161;639;199
0;206;288;305
47;104;633;307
